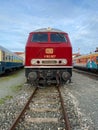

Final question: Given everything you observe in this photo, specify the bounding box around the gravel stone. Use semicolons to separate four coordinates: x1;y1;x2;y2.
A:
0;71;97;130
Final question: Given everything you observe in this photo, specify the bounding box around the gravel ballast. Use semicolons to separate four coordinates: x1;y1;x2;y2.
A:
0;71;97;129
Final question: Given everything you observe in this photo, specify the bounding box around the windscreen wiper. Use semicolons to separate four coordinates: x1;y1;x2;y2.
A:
56;33;64;39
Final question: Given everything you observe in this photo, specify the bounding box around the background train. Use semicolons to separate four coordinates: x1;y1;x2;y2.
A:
73;50;98;71
0;45;24;75
25;27;72;87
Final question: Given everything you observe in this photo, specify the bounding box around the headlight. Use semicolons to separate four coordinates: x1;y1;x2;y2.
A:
62;59;67;64
31;59;40;65
31;59;36;64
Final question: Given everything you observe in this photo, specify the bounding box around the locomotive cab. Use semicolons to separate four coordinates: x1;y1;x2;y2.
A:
25;28;72;87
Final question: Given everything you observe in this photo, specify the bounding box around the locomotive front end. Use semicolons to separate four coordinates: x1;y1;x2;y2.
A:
25;28;72;87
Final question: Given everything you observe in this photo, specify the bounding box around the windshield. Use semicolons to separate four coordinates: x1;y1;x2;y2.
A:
32;33;48;42
50;33;67;42
31;33;67;43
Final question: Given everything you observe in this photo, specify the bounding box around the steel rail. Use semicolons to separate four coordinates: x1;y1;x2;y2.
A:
9;87;38;130
57;86;71;130
73;68;98;79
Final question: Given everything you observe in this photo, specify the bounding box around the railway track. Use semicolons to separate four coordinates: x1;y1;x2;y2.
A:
9;86;71;130
73;68;98;80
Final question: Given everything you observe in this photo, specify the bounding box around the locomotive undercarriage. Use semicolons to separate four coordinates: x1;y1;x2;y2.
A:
25;68;72;87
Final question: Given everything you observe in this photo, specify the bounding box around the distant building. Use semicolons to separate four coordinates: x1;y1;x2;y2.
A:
72;53;81;58
14;52;25;63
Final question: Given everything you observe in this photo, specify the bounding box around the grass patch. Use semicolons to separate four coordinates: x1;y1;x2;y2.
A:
0;76;11;81
0;95;13;104
8;68;24;78
11;84;23;92
0;69;24;81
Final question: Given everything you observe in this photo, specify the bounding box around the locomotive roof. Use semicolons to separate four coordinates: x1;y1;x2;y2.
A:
30;27;67;34
0;45;11;53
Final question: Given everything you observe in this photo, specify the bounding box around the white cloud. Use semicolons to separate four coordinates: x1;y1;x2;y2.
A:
0;0;98;54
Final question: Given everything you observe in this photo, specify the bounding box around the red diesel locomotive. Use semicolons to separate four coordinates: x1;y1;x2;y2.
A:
25;27;72;87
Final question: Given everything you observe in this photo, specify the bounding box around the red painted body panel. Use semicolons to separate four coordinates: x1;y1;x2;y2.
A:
25;31;72;67
25;46;72;66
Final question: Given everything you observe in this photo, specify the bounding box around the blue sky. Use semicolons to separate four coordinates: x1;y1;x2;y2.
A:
0;0;98;54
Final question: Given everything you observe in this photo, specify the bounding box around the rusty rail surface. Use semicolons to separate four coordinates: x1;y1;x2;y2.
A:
9;87;38;130
9;86;71;130
57;86;71;130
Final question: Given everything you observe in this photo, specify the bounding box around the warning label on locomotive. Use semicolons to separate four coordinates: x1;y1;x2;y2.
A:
45;48;53;54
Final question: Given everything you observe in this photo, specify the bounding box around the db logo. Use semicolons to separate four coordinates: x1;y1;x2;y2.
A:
45;48;53;54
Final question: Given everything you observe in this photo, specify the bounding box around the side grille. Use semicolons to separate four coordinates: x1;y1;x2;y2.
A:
42;60;57;65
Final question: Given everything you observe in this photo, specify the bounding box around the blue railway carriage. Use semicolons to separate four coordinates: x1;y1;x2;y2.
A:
0;45;23;74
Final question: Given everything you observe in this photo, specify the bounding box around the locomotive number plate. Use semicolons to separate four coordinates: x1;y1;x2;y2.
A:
45;48;53;54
